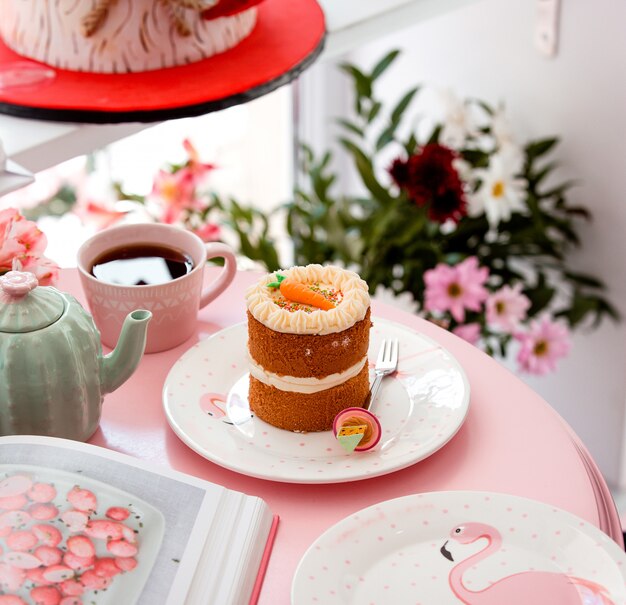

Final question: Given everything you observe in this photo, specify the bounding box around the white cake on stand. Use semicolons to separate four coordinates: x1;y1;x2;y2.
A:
0;0;258;73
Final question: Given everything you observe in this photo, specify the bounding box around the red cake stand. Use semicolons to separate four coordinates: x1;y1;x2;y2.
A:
0;0;325;124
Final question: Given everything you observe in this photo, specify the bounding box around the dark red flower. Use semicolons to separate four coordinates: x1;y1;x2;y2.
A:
428;188;467;223
389;158;410;189
389;143;467;223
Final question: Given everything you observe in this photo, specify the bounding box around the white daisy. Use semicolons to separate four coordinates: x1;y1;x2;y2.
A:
490;106;524;167
491;106;516;149
438;89;477;149
470;150;527;228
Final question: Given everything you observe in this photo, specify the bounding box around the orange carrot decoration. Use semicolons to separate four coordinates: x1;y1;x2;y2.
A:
279;279;336;310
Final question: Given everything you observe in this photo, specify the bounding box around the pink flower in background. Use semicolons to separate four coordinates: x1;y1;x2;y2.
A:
183;138;215;178
0;208;59;285
74;199;126;230
18;255;59;286
515;316;571;375
424;256;489;322
6;212;48;257
148;168;198;224
452;322;481;345
0;208;23;268
486;284;531;332
193;222;221;242
144;139;217;229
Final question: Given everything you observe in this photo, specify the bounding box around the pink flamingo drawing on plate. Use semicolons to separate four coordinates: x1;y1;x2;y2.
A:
199;392;227;419
440;522;616;605
198;392;253;425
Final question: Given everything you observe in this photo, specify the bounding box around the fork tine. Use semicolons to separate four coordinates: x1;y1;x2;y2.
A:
390;339;398;364
376;340;387;365
385;339;396;362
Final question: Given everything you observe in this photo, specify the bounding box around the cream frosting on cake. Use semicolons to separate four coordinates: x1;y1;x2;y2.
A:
247;354;367;394
245;264;370;335
0;0;257;73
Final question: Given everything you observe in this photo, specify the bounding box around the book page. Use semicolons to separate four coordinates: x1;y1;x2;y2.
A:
0;435;225;604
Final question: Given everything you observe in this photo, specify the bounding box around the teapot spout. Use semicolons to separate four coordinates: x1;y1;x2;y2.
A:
101;310;152;394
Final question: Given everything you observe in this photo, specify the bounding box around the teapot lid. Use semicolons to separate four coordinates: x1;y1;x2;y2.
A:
0;271;65;333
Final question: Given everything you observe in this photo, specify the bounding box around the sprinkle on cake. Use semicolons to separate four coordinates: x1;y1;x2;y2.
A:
246;265;371;432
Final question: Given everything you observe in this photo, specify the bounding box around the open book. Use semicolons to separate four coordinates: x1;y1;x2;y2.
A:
0;435;277;605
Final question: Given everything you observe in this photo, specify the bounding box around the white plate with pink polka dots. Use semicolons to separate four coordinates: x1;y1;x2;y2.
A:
291;491;626;605
163;317;470;484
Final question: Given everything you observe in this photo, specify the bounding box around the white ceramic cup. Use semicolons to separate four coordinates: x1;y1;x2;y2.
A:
77;223;237;353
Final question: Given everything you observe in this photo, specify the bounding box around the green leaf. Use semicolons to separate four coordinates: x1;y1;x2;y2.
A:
529;161;557;187
525;137;559;161
370;49;401;81
367;101;382;123
426;124;442;145
403;133;418;155
461;148;490;168
561;293;601;327
339;64;372;99
391;87;419;126
563;271;604;289
375;126;395;151
539;180;578;199
562;206;591;219
339;138;392;202
475;99;494;116
336;118;365;138
526;273;556;316
267;274;286;289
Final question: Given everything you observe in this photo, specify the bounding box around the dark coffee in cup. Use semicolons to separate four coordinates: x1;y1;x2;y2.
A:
90;243;194;286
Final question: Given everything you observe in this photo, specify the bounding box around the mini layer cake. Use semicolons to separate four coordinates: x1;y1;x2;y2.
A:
246;265;371;432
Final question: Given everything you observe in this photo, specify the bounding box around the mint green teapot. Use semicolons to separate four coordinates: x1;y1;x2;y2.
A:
0;271;151;441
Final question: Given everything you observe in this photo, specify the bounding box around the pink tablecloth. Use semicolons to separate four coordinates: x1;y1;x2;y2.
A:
56;268;622;604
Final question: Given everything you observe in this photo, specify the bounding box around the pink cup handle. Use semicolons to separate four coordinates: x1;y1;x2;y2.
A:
199;243;237;308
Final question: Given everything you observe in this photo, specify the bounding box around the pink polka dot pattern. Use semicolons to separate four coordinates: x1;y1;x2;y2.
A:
292;491;626;604
163;319;470;484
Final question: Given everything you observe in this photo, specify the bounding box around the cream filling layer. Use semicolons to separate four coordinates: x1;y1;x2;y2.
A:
248;354;367;394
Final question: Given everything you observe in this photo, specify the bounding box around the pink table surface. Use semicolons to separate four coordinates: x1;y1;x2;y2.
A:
56;268;622;603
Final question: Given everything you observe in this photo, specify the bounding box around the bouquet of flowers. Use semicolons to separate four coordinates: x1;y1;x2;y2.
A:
0;208;59;285
277;50;617;373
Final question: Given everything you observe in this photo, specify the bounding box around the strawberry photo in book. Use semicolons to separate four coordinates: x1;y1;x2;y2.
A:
0;435;278;605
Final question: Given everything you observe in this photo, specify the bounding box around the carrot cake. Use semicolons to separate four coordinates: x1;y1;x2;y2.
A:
245;264;371;432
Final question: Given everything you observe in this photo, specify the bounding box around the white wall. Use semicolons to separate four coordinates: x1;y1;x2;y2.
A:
343;0;626;486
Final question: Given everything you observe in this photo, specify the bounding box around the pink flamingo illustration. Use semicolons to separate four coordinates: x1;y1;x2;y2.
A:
199;392;227;418
440;522;616;605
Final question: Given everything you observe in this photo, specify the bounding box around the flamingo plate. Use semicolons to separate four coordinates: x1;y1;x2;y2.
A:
163;318;470;484
291;491;626;605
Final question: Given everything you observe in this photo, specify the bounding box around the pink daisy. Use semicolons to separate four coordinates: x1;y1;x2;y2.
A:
452;322;481;346
424;256;489;322
486;284;531;332
515;316;571;375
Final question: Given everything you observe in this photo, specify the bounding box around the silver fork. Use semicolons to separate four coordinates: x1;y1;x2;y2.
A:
364;338;399;411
